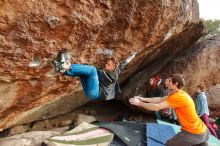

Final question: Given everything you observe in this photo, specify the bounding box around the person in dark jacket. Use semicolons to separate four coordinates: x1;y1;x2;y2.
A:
145;76;162;120
52;50;137;100
145;77;158;97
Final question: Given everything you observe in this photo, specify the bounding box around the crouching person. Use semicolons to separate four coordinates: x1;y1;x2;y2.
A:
129;74;209;146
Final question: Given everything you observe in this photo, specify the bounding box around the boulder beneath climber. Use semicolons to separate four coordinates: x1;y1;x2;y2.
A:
0;0;204;130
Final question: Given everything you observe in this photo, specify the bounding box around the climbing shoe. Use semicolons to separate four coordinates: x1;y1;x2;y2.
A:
52;59;63;73
52;50;71;73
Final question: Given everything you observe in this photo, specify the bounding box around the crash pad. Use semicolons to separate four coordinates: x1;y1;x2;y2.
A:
157;120;220;146
146;123;175;146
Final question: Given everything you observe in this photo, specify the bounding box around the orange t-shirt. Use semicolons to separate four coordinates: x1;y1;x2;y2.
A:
166;90;206;134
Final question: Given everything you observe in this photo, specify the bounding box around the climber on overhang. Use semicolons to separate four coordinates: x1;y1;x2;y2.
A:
52;50;137;100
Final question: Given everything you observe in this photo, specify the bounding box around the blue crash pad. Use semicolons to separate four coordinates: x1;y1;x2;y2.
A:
157;120;220;146
146;123;176;146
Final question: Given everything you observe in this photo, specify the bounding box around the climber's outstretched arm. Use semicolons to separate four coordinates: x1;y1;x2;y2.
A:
115;51;138;76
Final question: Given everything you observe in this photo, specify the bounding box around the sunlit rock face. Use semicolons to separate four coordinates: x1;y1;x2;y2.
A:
0;0;203;130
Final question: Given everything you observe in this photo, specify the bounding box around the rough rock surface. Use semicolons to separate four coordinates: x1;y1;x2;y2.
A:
159;35;220;116
0;131;60;146
207;84;220;117
0;0;204;130
121;35;220;116
159;36;220;94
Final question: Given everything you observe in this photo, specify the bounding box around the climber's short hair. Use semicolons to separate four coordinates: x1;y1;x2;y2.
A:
170;74;185;89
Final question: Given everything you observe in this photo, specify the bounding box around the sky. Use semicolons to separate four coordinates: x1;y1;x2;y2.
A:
198;0;220;20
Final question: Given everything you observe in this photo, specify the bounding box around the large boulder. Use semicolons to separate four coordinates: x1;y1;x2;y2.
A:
0;0;204;130
160;35;220;116
159;36;220;94
121;35;220;116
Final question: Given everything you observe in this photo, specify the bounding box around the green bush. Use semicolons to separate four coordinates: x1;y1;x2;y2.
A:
201;19;220;40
